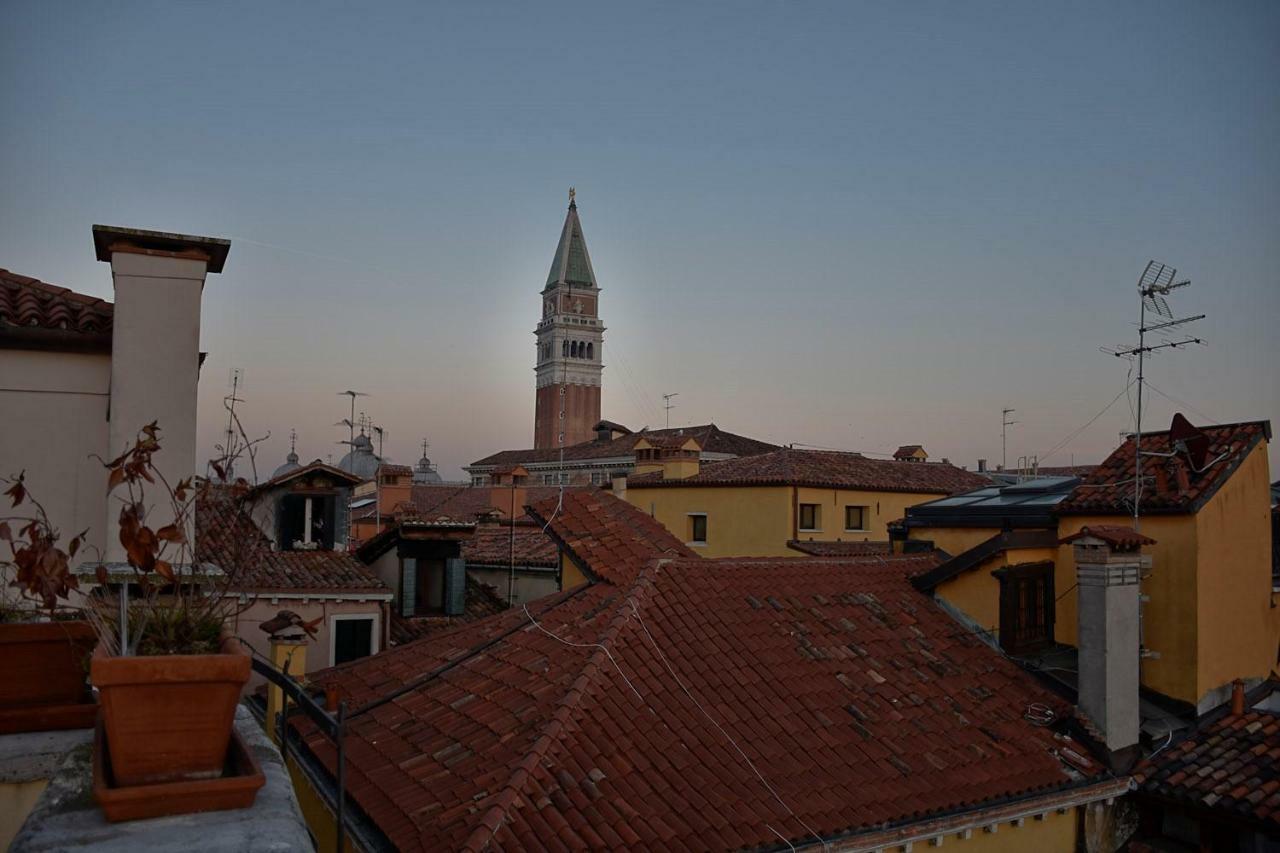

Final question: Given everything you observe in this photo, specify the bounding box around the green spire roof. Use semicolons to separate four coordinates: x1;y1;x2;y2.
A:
545;197;597;288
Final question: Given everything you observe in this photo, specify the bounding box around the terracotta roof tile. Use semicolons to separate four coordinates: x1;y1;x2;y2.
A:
470;424;779;469
629;448;988;495
787;540;893;557
196;486;389;595
1058;419;1270;515
0;267;113;339
1060;525;1157;552
1135;709;1280;829
297;494;1105;851
462;524;558;568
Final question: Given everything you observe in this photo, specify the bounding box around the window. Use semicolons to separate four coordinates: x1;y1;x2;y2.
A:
996;562;1055;655
331;616;377;665
798;503;820;531
586;342;594;360
562;340;569;357
688;514;707;544
280;494;335;551
590;472;604;485
844;506;869;531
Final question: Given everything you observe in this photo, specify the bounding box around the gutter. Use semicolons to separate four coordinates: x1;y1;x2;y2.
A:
801;776;1130;852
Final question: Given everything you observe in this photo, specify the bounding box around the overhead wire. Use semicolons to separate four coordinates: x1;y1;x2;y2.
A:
1034;375;1136;465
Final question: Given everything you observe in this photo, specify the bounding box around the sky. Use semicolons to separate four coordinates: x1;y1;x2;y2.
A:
2;1;1277;480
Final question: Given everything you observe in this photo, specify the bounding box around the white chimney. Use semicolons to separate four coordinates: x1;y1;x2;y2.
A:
94;226;229;561
1063;526;1153;758
611;471;628;499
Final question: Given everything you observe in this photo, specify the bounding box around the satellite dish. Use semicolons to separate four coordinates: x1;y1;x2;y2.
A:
1169;412;1210;470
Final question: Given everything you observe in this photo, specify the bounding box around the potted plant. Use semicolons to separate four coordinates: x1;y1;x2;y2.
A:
0;474;98;734
84;423;256;788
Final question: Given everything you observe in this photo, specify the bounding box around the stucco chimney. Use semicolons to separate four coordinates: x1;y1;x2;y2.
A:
610;471;627;498
1061;525;1155;760
977;459;987;473
94;226;229;562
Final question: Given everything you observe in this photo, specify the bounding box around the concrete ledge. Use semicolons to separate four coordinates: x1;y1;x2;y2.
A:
11;706;311;852
0;728;93;785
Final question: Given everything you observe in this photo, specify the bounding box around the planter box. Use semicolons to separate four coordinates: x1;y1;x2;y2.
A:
0;620;97;734
90;635;250;786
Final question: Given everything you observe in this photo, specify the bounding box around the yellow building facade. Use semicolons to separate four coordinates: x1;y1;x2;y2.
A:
907;421;1277;711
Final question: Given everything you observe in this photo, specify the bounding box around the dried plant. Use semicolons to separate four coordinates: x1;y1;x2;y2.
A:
3;407;272;653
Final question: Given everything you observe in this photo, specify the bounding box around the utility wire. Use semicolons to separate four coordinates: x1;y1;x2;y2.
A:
1141;380;1217;425
1034;377;1136;465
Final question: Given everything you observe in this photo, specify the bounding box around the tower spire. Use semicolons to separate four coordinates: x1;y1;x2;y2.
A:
545;190;596;288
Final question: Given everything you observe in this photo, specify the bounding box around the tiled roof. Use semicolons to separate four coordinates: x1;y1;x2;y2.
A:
787;540;892;557
526;490;695;584
253;460;362;493
298;542;1103;852
629;448;989;495
196;487;389;595
894;445;925;459
1034;464;1098;478
1058;419;1270;515
377;463;413;477
462;523;558;568
469;423;779;468
408;484;587;524
389;575;509;645
1060;525;1156;552
1135;709;1280;829
0;268;113;342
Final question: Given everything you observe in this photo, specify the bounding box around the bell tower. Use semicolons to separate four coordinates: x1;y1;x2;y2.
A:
534;189;604;449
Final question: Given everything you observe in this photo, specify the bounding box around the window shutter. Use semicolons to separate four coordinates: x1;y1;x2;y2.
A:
444;558;466;616
401;558;417;618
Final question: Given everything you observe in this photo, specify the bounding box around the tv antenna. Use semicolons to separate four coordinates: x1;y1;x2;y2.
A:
336;390;369;472
372;424;387;459
663;393;679;429
1001;408;1017;471
1103;260;1205;529
221;368;244;479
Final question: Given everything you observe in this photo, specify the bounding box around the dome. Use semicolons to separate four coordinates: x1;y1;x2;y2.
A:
337;433;381;481
271;449;301;480
413;453;443;484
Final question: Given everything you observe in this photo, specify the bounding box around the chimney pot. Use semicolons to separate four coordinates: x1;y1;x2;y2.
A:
1231;679;1246;715
978;459;987;473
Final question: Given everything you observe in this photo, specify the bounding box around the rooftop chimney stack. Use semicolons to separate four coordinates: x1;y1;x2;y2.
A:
94;226;229;563
1062;526;1154;761
977;459;987;473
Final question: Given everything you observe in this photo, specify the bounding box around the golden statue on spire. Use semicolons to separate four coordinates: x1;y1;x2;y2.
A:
568;186;576;205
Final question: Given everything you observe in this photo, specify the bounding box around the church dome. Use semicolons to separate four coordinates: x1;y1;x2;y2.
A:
338;432;381;481
271;449;301;479
413;453;443;484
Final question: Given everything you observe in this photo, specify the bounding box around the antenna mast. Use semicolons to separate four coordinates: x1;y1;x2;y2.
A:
222;368;244;479
1108;261;1205;531
663;393;679;430
336;390;369;472
1001;408;1017;471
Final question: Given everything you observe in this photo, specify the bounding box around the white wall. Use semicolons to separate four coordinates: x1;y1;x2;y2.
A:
0;349;111;557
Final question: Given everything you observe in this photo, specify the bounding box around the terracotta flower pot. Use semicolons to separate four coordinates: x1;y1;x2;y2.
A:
91;634;250;787
0;620;97;734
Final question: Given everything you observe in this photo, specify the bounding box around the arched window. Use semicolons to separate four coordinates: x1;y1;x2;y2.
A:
571;341;579;358
586;342;594;360
562;340;569;357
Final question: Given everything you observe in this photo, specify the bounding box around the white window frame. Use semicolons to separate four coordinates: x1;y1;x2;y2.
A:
798;503;822;533
844;505;870;533
687;512;708;547
329;613;381;667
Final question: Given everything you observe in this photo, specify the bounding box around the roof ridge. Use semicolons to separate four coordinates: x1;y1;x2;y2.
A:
462;565;661;850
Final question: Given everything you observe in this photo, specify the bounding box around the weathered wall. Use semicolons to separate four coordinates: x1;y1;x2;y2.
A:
792;486;952;543
467;565;558;606
1058;513;1198;703
232;598;387;691
1193;442;1278;707
627;485;793;556
0;349;110;557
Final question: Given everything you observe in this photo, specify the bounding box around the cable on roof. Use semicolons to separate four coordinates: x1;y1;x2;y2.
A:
628;600;830;851
521;602;647;706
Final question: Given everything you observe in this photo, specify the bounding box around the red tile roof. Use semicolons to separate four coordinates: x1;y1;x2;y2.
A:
462;523;558;568
1135;709;1280;829
1060;525;1157;552
253;460;363;493
1057;420;1271;515
787;540;892;557
629;448;989;495
407;484;589;524
196;487;389;595
894;445;925;459
0;268;113;344
297;494;1107;852
469;423;779;468
389;575;509;645
526;490;694;584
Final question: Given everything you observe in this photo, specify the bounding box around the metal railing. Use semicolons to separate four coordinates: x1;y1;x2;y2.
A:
250;655;350;853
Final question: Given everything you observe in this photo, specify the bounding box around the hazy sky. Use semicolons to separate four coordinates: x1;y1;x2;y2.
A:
3;1;1277;480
